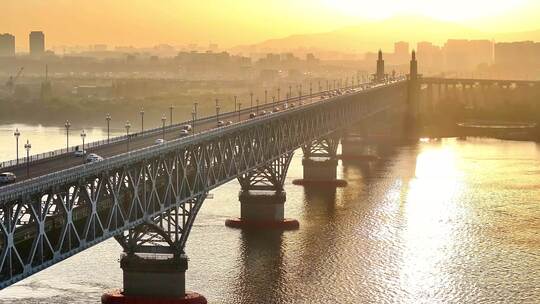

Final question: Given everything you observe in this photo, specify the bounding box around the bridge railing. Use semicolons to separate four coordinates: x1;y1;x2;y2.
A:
0;78;401;171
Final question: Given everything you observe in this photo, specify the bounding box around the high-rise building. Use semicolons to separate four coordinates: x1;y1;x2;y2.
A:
29;31;45;55
0;33;15;56
394;41;409;61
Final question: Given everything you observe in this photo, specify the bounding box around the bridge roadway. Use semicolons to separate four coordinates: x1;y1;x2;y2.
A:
0;85;367;186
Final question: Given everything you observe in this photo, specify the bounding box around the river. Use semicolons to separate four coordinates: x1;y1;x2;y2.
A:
0;124;538;303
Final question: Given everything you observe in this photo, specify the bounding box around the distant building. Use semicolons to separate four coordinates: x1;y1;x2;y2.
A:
394;41;409;62
443;39;493;71
0;33;15;56
29;31;45;55
417;41;443;71
495;41;540;69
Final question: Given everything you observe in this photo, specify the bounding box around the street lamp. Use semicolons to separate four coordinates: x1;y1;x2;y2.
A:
193;102;198;133
169;105;174;126
237;102;242;122
80;130;86;163
264;90;267;104
140;108;145;133
125;121;131;152
277;87;280;102
64;120;71;152
234;95;237;112
14;128;20;165
215;99;220;123
24;140;31;178
289;85;292;100
161;115;166;139
309;82;312;99
191;111;196;133
256;98;259;114
250;92;253;109
106;114;111;143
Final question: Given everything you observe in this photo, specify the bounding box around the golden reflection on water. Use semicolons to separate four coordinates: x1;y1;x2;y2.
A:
399;142;465;298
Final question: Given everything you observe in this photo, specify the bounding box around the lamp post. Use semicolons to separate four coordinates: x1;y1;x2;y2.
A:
169;105;174;126
256;98;259;114
125;121;131;152
24;140;31;178
191;111;196;133
215;99;220;123
14;128;20;165
193;102;198;133
80;130;86;164
140;108;145;133
264;90;267;105
277;87;280;102
309;82;312;99
64;120;71;152
161;115;166;140
237;102;242;122
289;85;292;100
298;84;302;102
106;114;111;143
318;80;321;93
234;95;237;113
250;92;253;109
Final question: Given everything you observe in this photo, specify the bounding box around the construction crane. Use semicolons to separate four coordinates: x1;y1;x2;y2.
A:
6;67;24;93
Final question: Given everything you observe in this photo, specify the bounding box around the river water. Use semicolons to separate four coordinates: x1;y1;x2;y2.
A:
0;124;538;303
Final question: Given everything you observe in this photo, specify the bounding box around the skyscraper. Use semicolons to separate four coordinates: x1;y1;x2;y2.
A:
29;31;45;55
0;33;15;56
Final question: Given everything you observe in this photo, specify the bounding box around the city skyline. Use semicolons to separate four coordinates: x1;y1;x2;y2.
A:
3;1;540;50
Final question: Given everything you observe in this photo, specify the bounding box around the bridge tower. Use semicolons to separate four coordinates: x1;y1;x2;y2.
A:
406;50;421;139
225;153;299;229
375;50;385;83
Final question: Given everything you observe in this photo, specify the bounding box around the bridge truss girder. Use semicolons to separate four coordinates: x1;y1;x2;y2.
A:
0;82;407;288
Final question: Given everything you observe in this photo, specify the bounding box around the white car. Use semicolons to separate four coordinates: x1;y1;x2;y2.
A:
74;149;87;157
226;121;233;126
0;172;16;184
273;107;280;112
155;138;166;144
179;130;189;137
183;124;192;131
217;121;225;127
86;153;103;163
260;110;267;115
249;113;257;119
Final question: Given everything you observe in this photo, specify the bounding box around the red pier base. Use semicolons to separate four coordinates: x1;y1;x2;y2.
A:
102;289;207;304
292;179;348;187
225;218;299;230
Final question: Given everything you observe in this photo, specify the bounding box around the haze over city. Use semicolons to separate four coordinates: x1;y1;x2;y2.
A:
0;1;539;304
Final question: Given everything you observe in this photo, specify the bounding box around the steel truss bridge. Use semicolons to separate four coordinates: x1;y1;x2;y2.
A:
0;79;408;289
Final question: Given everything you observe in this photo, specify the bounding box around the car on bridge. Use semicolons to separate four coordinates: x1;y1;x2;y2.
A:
273;107;280;112
86;153;103;163
217;120;225;127
183;124;192;131
0;172;16;184
155;138;166;144
179;130;189;137
226;121;233;126
74;149;87;157
249;113;257;119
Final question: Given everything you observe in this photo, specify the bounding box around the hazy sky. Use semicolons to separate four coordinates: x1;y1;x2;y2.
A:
3;0;540;50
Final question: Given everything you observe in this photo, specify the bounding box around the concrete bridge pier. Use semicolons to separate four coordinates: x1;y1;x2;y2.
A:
102;194;209;304
226;153;299;230
293;136;347;187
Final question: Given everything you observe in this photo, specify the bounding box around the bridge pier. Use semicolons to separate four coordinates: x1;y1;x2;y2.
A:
102;194;209;304
293;136;347;187
226;153;299;230
102;254;205;304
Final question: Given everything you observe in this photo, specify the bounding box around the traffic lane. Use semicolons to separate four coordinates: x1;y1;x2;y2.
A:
1;98;307;184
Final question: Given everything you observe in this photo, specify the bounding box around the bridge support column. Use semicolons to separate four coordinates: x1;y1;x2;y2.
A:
339;134;381;161
293;136;347;187
102;193;209;304
226;153;299;230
